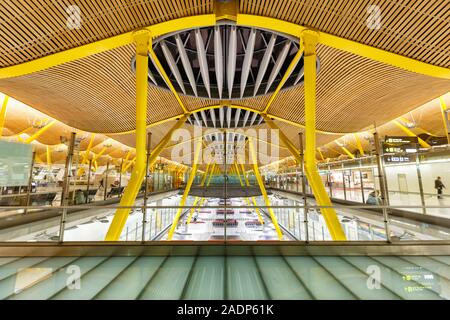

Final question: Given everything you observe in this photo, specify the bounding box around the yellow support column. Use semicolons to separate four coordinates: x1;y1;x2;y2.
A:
316;147;325;161
302;30;346;240
198;162;216;206
338;143;355;159
105;125;189;240
168;138;203;240
82;134;96;164
77;133;97;176
122;156;136;173
24;120;56;143
121;150;133;173
354;133;365;156
237;162;264;225
46;145;52;168
439;97;450;144
392;120;431;148
248;138;283;240
0;95;9;137
91;147;108;163
105;30;150;241
187;161;211;224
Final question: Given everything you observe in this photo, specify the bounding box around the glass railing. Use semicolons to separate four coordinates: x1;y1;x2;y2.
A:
0;194;449;243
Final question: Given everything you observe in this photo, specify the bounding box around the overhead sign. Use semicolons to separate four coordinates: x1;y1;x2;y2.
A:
384;155;414;163
383;136;419;154
385;136;418;144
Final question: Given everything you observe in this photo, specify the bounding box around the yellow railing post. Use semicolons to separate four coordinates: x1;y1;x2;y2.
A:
168;138;203;240
248;137;283;240
302;30;346;241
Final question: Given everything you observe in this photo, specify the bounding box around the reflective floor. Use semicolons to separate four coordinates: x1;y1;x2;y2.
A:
282;184;450;218
0;255;448;300
4;194;450;242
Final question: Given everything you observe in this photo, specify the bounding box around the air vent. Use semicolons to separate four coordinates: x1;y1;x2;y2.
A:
132;22;320;100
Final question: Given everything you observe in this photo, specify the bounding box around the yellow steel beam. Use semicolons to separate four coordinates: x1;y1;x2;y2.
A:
121;150;133;173
81;134;96;164
236;14;450;80
338;143;355;159
233;162;244;186
148;42;189;115
35;154;43;163
122;157;136;173
214;0;238;21
198;162;216;207
302;30;346;241
237;162;264;225
392;120;431;148
187;161;211;224
262;47;303;114
105;30;150;241
439;96;450;144
192;104;355;135
46;145;51;167
0;95;9;137
107;113;189;240
8;13;445;82
354;133;365;156
399;116;438;137
0;15;216;79
248;137;283;240
24;120;56;143
92;147;108;163
168;138;203;240
77;133;97;177
316;147;325;161
13;126;33;141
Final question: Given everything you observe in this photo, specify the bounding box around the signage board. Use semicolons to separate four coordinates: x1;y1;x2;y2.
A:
0;141;33;187
383;154;415;163
383;136;419;154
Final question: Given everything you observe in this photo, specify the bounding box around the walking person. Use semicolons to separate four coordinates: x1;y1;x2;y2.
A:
434;177;446;199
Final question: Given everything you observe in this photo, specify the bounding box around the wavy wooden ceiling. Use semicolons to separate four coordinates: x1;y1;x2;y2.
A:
0;0;214;67
0;0;449;162
1;43;448;135
240;0;450;68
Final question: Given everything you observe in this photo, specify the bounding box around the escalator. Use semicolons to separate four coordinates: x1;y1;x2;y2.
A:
0;254;448;300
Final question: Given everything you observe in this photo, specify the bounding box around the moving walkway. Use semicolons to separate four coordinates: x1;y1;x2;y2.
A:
0;251;449;300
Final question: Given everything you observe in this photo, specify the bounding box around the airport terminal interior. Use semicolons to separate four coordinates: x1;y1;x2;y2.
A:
0;0;449;300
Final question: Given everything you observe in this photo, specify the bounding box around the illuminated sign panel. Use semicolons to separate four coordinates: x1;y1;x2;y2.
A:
383;136;419;154
384;155;414;163
0;141;33;187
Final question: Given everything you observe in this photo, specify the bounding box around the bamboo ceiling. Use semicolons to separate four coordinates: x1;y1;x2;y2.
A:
0;0;449;165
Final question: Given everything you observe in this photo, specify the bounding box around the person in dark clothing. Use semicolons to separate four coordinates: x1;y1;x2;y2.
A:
435;177;446;199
